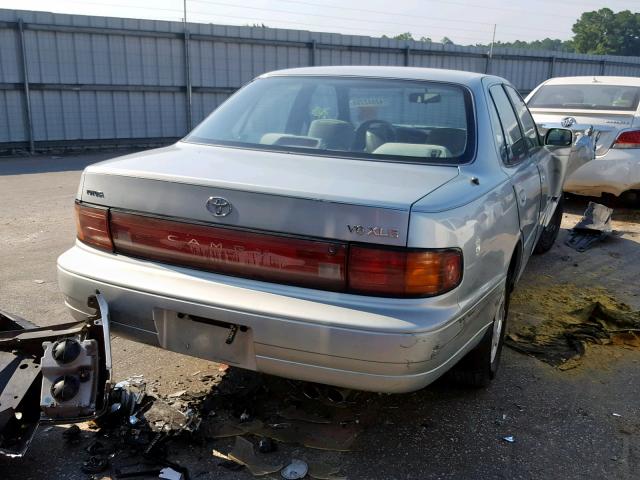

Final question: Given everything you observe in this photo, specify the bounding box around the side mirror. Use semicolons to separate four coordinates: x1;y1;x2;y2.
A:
545;128;573;147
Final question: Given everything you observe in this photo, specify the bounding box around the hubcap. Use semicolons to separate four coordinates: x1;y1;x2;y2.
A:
490;291;506;363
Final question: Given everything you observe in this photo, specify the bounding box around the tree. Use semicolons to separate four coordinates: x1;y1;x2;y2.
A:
440;36;454;45
393;32;414;41
572;8;640;56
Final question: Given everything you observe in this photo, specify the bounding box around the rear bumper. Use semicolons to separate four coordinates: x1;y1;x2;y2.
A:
565;148;640;197
57;242;500;393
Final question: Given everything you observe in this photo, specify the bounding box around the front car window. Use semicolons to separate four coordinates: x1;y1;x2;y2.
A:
187;76;475;164
504;85;540;149
489;85;528;164
528;84;640;111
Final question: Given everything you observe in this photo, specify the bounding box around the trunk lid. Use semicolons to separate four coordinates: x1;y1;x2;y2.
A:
529;108;636;156
80;142;459;247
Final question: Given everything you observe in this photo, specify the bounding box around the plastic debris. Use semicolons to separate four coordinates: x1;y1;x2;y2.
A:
159;467;184;480
281;459;308;480
308;461;346;480
228;436;284;477
566;202;613;252
63;424;82;444
612;413;622;417
502;436;515;443
81;455;110;474
168;390;187;398
258;437;277;453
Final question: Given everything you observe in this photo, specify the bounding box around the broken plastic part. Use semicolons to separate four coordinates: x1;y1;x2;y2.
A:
0;293;112;457
228;436;284;476
281;459;308;480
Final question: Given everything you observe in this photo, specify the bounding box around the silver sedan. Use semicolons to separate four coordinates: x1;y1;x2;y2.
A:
58;67;592;393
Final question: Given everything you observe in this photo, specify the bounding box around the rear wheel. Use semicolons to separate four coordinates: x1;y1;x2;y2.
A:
450;282;509;388
534;197;564;254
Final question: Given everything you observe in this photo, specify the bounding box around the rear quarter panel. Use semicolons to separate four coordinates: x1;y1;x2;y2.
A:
408;77;522;345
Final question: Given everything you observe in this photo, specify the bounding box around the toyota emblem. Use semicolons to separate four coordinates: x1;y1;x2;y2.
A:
206;197;232;217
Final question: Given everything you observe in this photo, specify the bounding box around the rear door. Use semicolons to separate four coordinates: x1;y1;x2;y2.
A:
488;84;543;256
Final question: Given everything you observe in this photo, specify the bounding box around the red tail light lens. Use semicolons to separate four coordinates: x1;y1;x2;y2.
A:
348;246;462;297
75;203;113;251
613;130;640;149
110;212;347;291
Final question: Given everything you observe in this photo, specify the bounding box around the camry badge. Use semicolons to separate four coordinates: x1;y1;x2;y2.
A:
561;116;576;128
206;197;232;217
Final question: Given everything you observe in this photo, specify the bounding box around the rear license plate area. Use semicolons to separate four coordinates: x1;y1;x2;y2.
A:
153;309;255;368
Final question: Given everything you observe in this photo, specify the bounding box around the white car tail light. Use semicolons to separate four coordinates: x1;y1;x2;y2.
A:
612;130;640;149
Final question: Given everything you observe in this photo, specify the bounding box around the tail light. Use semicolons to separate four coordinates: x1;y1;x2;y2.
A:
110;212;348;291
75;203;113;251
348;246;462;297
98;209;462;298
612;130;640;149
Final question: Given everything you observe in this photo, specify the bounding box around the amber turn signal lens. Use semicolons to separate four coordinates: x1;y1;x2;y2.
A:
348;246;462;297
75;203;113;251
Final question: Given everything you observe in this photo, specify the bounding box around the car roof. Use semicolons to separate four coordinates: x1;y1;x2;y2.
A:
542;76;640;87
260;66;500;87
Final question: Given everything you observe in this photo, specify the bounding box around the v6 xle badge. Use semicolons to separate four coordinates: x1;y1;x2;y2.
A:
347;225;400;238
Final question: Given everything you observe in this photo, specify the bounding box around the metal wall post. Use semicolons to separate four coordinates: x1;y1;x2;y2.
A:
17;19;35;154
548;56;556;78
404;46;411;67
599;60;607;75
310;40;317;66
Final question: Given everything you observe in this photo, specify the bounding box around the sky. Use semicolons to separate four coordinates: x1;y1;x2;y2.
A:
0;0;637;45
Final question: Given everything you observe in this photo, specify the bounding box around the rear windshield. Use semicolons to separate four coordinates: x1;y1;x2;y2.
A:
528;84;640;111
186;76;475;164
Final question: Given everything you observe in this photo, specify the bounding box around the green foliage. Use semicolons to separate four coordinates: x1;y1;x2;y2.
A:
389;32;414;41
474;38;574;52
379;9;640;56
572;8;640;56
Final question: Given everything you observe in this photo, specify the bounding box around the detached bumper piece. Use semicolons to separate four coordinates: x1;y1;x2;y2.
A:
566;202;614;252
0;294;112;457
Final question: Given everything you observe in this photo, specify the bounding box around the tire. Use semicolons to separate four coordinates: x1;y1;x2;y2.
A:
533;196;564;254
450;281;510;388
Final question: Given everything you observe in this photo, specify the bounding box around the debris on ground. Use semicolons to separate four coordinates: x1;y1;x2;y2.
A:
281;459;308;479
507;283;640;367
566;202;614;251
502;436;515;443
307;461;346;480
228;436;284;476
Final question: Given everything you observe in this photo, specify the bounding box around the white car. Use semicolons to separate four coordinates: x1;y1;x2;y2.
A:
527;76;640;201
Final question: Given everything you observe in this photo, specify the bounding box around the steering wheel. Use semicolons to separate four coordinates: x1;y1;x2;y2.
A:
352;119;397;151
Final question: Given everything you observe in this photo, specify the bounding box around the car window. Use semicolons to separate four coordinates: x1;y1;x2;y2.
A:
528;84;640;111
187;76;475;164
489;85;528;164
309;84;339;121
504;86;540;149
487;93;508;163
232;81;303;144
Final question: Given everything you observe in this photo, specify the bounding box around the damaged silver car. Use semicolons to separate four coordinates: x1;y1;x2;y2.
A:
57;67;594;394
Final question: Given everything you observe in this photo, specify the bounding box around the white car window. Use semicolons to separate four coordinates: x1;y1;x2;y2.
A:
528;84;640;111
